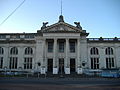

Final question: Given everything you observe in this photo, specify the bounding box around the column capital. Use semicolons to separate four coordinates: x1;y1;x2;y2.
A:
77;38;81;41
54;38;57;40
66;38;69;41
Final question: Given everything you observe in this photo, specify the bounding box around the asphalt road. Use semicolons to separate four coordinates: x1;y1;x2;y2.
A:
0;77;120;90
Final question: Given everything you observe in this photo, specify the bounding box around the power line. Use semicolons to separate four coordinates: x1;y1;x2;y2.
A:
0;0;26;26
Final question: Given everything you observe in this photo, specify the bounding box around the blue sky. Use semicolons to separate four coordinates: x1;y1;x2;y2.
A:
0;0;120;38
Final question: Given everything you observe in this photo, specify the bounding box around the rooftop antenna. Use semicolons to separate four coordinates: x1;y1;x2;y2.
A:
61;0;63;15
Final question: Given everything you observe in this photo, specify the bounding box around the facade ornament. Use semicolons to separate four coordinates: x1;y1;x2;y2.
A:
58;15;64;22
41;22;48;30
74;22;82;30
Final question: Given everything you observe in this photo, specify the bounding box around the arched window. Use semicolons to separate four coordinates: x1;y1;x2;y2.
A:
0;47;4;54
25;47;33;55
90;47;99;55
10;47;18;55
105;47;113;55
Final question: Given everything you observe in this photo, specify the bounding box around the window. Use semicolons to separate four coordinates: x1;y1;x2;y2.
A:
0;35;6;39
70;42;75;53
0;57;3;69
0;47;4;55
106;58;114;69
24;57;32;69
10;47;18;55
25;35;34;38
9;57;18;69
25;47;33;55
16;35;20;38
105;47;113;55
90;47;99;55
91;58;99;69
10;35;20;39
48;42;53;52
59;42;64;52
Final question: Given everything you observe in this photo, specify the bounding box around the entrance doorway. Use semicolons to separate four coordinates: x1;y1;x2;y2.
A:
70;58;75;72
48;59;53;72
59;58;64;74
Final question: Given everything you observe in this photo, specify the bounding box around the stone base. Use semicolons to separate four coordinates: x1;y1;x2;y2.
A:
41;68;46;74
77;68;83;74
65;68;70;74
53;68;58;74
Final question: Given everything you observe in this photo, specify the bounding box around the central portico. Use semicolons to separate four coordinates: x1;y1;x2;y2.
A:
36;15;89;74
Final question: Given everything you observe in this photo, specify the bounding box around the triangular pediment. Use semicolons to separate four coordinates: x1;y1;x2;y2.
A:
40;22;82;33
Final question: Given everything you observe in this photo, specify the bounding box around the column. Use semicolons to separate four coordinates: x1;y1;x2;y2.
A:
41;39;46;74
65;38;70;74
65;38;69;66
77;38;82;74
77;38;80;67
53;38;58;74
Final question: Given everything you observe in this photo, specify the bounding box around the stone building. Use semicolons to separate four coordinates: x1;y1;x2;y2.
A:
0;15;120;74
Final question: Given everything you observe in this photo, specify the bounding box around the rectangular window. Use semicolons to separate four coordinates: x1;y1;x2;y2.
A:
10;35;20;39
91;57;99;69
48;42;53;52
70;42;75;53
16;35;20;38
0;57;3;69
0;35;6;39
59;42;64;52
106;58;115;69
25;35;34;38
9;57;18;69
24;57;32;69
91;58;93;69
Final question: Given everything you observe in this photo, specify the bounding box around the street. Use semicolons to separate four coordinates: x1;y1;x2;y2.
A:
0;77;120;90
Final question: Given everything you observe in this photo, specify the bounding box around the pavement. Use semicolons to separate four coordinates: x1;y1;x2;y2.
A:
0;77;120;90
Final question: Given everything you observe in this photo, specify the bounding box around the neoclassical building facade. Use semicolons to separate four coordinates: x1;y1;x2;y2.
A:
0;15;120;74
